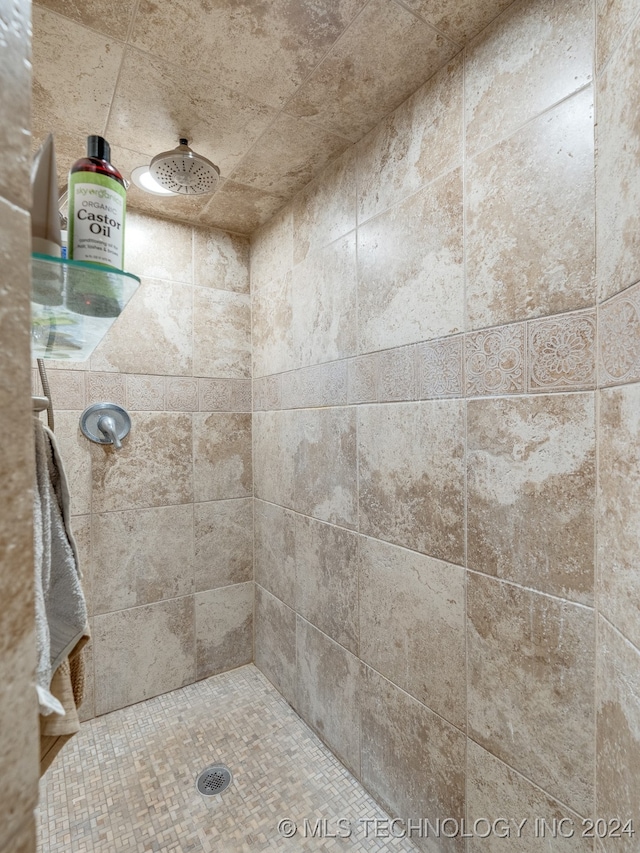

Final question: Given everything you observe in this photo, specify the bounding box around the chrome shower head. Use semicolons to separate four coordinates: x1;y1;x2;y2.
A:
149;138;220;195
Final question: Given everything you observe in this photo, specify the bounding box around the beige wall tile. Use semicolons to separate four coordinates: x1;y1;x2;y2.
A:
193;227;249;294
0;1;30;208
193;412;252;502
598;385;640;649
599;282;640;387
528;310;596;392
198;180;286;236
401;0;514;45
293;407;357;529
467;89;595;329
358;168;464;352
193;288;251;379
44;369;86;410
597;17;640;301
291;233;357;368
361;666;466;852
252;272;295;377
596;617;640;851
92;505;194;613
468;394;595;604
359;536;466;729
467;741;593;852
94;596;195;714
250;207;293;292
35;0;138;40
91;411;193;512
358;401;465;564
296;618;360;775
465;324;526;396
3;818;36;853
86;372;127;406
254;585;297;707
126;374;164;410
77;619;95;722
71;514;92;617
53;411;93;516
292;148;356;265
467;573;595;815
124;212;193;284
166;378;198;411
195;583;253;679
295;515;358;654
254;500;296;609
284;0;458;142
232;380;252;413
281;362;348;409
91;279;193;376
378;346;417;402
347;354;378;404
252;410;296;508
357;54;463;223
465;0;593;156
194;499;253;591
597;0;640;74
417;335;464;399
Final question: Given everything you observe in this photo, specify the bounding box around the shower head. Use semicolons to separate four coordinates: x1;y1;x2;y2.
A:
149;138;220;195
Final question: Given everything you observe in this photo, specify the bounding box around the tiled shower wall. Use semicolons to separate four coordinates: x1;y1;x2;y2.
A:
0;1;39;850
34;211;254;719
251;0;640;846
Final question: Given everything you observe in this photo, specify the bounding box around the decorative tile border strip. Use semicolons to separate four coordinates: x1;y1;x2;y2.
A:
32;369;251;413
599;281;640;387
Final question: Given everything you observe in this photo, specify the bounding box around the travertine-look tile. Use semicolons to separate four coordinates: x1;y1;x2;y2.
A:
91;412;193;512
52;411;92;516
254;585;297;707
232;380;252;412
71;514;92;617
94;596;195;715
292;148;356;265
378;346;416;402
599;281;640;386
359;536;465;730
291;233;357;368
77;621;95;723
417;335;464;399
465;0;593;155
528;310;596;391
401;0;514;45
194;499;253;592
0;1;30;208
193;413;252;502
467;573;595;815
130;0;366;111
285;0;458;143
293;407;357;529
252;410;297;508
193;288;251;379
596;16;640;301
90;279;193;376
254;500;296;609
357;54;463;223
296;618;360;775
295;515;358;654
4;818;36;853
361;666;466;852
467;89;595;329
467;394;595;603
358;168;464;352
597;0;640;73
281;361;348;409
92;505;194;614
198;180;286;236
85;372;126;406
124;212;193;284
195;584;253;679
250;206;293;292
252;272;295;377
596;617;640;852
598;385;640;650
465;324;526;396
36;0;138;39
466;741;593;852
347;354;378;404
44;369;85;410
126;373;164;410
193;227;249;294
166;377;198;411
358;401;465;564
254;374;282;412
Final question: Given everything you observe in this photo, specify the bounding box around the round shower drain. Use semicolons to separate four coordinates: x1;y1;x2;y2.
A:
196;764;233;797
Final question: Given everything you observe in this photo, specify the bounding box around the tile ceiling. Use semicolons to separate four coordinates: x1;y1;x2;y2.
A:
31;0;514;235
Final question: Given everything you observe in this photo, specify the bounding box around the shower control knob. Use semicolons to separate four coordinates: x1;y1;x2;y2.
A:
80;403;131;450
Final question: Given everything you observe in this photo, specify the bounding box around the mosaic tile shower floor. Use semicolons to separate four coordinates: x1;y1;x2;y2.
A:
37;665;418;852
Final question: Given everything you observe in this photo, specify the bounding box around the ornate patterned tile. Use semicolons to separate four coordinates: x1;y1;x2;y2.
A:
416;335;464;399
599;282;640;387
527;310;596;392
37;665;418;852
378;346;416;402
465;323;526;396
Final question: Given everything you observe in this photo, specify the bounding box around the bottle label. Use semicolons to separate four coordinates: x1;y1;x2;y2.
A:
69;173;126;269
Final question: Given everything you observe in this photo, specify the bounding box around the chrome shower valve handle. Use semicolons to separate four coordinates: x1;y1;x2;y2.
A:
80;403;131;450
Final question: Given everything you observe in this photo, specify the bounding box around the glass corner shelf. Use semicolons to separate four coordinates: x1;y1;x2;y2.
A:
31;253;140;361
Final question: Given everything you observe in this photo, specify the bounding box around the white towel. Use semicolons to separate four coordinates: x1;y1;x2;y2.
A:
33;417;88;715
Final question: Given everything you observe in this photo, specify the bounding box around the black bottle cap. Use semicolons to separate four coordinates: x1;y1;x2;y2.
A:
87;135;111;163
